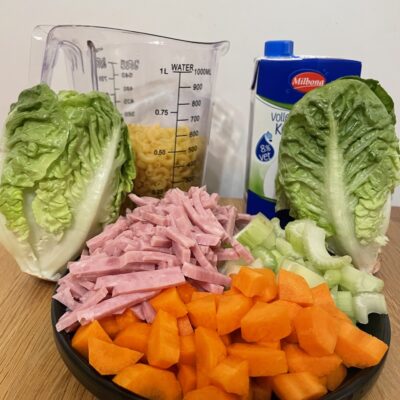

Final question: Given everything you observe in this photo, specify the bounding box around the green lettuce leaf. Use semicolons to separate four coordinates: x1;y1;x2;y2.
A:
276;78;400;272
0;84;135;280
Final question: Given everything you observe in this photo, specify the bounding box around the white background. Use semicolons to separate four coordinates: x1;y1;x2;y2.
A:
1;0;399;204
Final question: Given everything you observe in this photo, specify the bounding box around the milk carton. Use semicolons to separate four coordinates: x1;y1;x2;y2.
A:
246;41;362;217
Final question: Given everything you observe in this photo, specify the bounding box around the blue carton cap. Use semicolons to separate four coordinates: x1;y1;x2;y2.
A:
264;40;294;57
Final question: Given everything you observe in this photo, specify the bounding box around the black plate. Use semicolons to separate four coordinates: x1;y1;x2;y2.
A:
51;294;390;400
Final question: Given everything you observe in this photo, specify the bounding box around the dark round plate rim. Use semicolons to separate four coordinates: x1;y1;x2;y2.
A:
51;291;391;400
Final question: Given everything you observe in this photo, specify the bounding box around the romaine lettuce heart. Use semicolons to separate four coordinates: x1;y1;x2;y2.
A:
0;84;135;280
276;78;400;272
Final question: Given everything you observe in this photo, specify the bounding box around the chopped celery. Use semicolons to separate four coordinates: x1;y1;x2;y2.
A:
275;237;303;259
263;230;277;250
280;259;325;288
285;219;308;255
353;293;388;324
271;249;284;269
333;290;355;320
340;265;384;294
324;270;342;288
330;285;339;297
250;258;265;268
304;261;322;274
235;213;273;250
303;222;352;270
252;247;277;269
271;217;285;238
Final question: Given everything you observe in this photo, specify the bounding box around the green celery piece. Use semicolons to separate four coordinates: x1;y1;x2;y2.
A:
285;219;309;255
333;291;355;320
324;270;342;288
271;217;285;238
235;213;273;250
353;292;388;324
275;237;303;259
219;260;244;276
252;247;277;269
340;265;384;294
271;249;285;272
304;261;322;274
250;258;265;268
280;259;325;288
263;230;277;250
303;222;352;270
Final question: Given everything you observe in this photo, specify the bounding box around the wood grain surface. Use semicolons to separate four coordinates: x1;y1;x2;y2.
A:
0;201;398;400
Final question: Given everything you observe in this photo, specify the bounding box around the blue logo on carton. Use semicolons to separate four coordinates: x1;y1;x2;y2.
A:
256;132;274;162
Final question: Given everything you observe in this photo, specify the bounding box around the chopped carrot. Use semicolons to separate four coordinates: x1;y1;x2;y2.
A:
178;315;194;336
252;377;272;400
178;364;197;394
177;283;196;304
72;320;111;359
223;287;241;296
88;337;142;375
115;309;139;331
187;295;217;331
98;316;120;339
150;287;188;318
294;305;339;356
113;322;151;357
334;320;388;368
228;343;287;377
257;341;281;350
217;293;253;335
271;372;327;400
147;310;180;369
241;301;291;342
278;270;313;306
195;326;227;387
209;356;249;396
113;363;182;400
179;334;196;365
220;334;232;347
326;364;347;391
273;300;302;344
232;267;277;300
191;291;213;301
183;385;238;400
283;343;342;377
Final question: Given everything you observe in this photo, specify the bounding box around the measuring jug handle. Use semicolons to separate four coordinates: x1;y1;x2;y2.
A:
29;25;96;92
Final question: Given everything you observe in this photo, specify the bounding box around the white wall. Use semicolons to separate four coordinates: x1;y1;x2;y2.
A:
1;0;399;203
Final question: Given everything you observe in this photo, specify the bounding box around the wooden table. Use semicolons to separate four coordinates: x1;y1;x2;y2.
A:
0;201;399;400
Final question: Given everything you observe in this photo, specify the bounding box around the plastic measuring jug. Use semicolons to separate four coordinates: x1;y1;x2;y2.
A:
30;25;229;197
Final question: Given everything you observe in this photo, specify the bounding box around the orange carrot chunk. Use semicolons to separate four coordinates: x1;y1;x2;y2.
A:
113;322;151;356
217;293;253;335
294;305;339;356
176;282;196;304
113;363;182;400
115;309;139;331
209;356;249;396
187;295;217;331
183;385;238;400
283;343;342;377
273;300;302;344
278;269;313;306
195;326;227;388
150;287;188;318
232;267;277;300
179;334;196;365
228;343;288;377
258;341;281;350
334;320;388;368
98;316;120;339
220;334;232;347
178;315;194;336
72;320;111;359
147;310;180;369
271;372;328;400
253;268;278;302
191;291;213;301
88;337;143;375
178;364;197;394
326;364;347;391
252;377;272;400
241;301;291;342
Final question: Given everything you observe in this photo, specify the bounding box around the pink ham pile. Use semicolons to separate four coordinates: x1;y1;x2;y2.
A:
55;187;253;332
